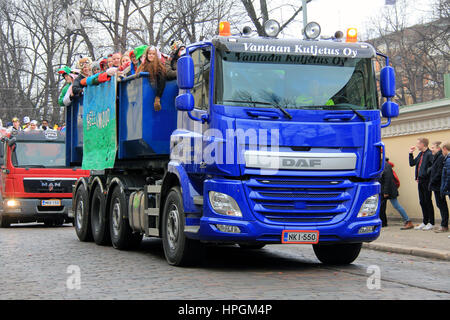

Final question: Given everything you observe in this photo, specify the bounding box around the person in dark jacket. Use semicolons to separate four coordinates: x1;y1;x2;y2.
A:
166;40;185;81
440;142;450;237
380;158;413;229
428;141;448;232
71;57;92;98
409;137;435;230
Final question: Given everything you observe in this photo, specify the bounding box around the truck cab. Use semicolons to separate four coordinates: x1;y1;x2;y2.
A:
0;131;90;227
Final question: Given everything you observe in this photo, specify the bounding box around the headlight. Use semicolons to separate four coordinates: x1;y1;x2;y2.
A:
7;199;19;207
208;191;242;217
357;195;379;217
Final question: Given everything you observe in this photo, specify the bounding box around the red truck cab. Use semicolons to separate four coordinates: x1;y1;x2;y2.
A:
0;130;89;227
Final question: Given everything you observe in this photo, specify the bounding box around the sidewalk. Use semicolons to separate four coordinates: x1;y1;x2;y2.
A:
363;221;450;261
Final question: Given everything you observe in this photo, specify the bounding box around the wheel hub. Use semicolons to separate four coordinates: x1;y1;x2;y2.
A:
167;204;180;250
76;200;84;229
112;200;121;237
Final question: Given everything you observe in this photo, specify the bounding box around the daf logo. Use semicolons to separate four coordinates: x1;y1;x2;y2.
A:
282;158;322;168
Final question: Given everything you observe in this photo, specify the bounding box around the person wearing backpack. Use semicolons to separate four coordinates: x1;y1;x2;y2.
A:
380;158;414;229
428;141;448;233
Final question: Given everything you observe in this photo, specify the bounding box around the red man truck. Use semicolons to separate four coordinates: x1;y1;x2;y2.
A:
0;130;89;227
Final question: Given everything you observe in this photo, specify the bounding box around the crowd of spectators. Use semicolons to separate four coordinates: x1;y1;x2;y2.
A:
58;40;185;111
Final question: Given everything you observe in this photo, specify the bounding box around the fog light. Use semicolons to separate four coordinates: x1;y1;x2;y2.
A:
358;226;376;234
216;224;241;233
7;199;19;207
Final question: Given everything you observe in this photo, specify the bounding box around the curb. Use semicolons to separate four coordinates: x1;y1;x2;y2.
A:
363;242;450;261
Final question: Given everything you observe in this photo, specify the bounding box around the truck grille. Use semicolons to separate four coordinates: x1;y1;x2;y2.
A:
244;177;355;224
23;178;76;194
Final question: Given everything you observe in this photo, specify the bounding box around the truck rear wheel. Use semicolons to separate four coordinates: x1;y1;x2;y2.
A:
74;184;93;241
162;187;204;266
109;186;142;250
90;184;111;246
313;243;362;265
0;213;10;228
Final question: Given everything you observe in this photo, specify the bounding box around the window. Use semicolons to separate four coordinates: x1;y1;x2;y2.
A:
215;50;378;110
191;47;211;110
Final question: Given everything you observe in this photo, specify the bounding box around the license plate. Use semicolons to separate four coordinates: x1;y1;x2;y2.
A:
41;199;61;206
282;230;319;244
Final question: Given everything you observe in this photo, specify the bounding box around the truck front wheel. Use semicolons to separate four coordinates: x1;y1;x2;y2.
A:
74;184;93;242
90;184;111;246
313;243;362;265
162;187;204;266
109;186;142;250
0;213;10;228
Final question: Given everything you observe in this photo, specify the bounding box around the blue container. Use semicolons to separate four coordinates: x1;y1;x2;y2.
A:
118;73;178;159
65;96;84;166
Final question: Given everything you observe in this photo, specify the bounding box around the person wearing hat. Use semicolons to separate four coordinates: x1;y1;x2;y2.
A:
137;46;166;112
129;45;149;75
7;117;22;135
22;116;30;130
166;41;186;81
57;66;75;107
24;120;41;132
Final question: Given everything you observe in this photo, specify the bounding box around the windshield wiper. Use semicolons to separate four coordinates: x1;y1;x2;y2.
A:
333;103;366;121
222;99;293;120
294;104;366;121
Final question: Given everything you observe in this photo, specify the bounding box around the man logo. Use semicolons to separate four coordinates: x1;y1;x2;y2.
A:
282;158;322;168
49;183;54;192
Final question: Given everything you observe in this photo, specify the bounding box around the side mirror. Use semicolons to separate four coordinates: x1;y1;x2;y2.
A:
177;55;194;90
381;100;399;118
380;66;396;98
175;92;195;112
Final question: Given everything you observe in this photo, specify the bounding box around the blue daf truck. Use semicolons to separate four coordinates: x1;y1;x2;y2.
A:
68;22;399;266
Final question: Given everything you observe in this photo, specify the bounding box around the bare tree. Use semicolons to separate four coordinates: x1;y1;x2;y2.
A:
365;0;449;105
240;0;312;36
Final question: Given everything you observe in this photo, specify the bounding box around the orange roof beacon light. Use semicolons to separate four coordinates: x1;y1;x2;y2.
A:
346;28;358;43
219;21;231;36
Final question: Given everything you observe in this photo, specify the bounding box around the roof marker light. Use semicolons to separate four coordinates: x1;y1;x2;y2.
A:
219;21;231;36
346;28;358;42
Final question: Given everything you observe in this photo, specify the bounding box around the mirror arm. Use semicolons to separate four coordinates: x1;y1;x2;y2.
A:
380;117;391;128
187;112;210;124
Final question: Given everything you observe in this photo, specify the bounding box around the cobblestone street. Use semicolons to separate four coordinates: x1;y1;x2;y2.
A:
0;223;449;300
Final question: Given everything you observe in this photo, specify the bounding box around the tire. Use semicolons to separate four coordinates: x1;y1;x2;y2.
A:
313;243;362;265
109;186;142;250
162;187;204;266
74;184;93;242
238;243;266;250
0;213;10;228
54;219;65;227
44;219;55;227
90;184;111;246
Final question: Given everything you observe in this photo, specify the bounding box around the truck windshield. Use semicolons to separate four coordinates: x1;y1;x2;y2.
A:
12;142;66;168
215;50;378;110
